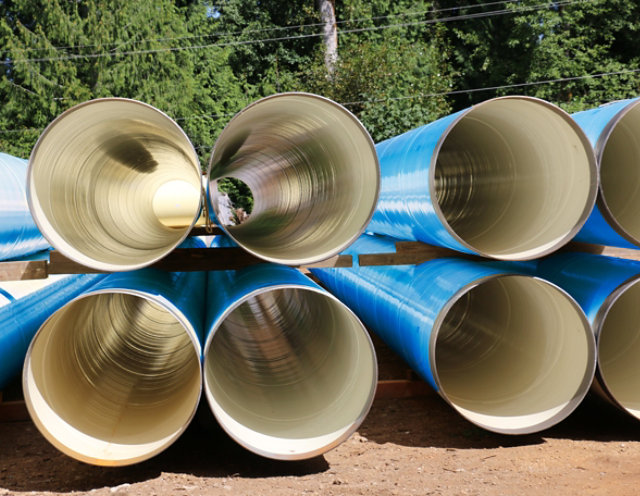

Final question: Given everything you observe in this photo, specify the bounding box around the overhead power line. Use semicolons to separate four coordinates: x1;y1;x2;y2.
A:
9;0;594;64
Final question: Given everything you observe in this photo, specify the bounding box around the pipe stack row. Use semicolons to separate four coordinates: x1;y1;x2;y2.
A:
2;93;640;467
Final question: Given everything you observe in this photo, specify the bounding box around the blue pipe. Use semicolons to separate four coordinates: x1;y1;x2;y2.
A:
366;96;597;260
23;257;206;466
312;235;596;434
0;152;49;261
203;255;377;460
572;98;640;248
0;273;106;389
536;252;640;419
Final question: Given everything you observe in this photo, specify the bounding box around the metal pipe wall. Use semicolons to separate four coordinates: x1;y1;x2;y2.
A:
536;253;640;419
367;96;597;260
572;98;640;248
23;265;205;466
311;235;596;434
0;152;49;261
207;92;380;265
203;256;377;460
0;273;106;389
26;98;203;272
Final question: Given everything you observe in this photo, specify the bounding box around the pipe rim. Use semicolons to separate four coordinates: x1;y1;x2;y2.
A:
22;288;203;466
207;92;380;265
26;97;203;272
592;98;640;246
592;274;640;417
203;283;378;460
429;273;596;435
428;95;598;260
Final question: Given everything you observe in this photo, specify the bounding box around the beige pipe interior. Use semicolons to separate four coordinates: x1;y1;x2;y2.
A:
434;98;596;260
208;93;379;265
23;292;201;466
599;102;640;242
204;287;377;460
434;275;595;434
597;280;640;418
27;99;202;271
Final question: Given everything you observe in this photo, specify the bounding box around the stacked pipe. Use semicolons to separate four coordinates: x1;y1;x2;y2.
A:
4;91;640;467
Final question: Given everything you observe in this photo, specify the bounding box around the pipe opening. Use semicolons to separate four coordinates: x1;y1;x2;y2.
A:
434;98;595;259
23;292;201;466
599;101;640;243
204;287;377;459
215;177;254;225
433;275;594;434
28;99;202;271
208;93;379;265
597;279;640;418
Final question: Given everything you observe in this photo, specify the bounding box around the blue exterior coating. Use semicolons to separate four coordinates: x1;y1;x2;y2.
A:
0;153;49;261
536;252;640;328
572;98;640;248
311;234;527;391
0;274;106;388
366;110;471;253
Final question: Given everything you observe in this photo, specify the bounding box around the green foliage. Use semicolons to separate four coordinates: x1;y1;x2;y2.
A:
217;177;254;215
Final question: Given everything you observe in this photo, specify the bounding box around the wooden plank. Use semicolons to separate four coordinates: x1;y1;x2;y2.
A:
189;225;223;236
0;400;29;422
0;260;48;281
375;380;433;400
359;241;483;267
564;241;640;261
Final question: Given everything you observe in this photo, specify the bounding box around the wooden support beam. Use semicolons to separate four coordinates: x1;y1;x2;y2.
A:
374;380;433;399
359;241;483;267
0;260;48;281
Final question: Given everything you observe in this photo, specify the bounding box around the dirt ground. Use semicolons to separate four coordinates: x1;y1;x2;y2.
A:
1;388;640;496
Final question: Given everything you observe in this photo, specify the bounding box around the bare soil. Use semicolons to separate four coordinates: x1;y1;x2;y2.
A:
1;389;639;496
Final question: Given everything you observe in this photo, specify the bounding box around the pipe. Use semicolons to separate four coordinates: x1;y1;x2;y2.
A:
0;152;49;261
572;98;640;248
27;98;203;271
207;92;380;265
311;235;596;434
0;273;106;389
536;252;640;419
23;264;205;466
203;259;377;459
367;96;597;260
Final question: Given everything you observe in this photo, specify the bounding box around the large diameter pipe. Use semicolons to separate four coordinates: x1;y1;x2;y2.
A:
27;98;203;271
203;261;377;459
23;266;205;466
368;96;597;260
311;235;596;434
0;273;106;389
207;92;380;265
0;152;49;261
537;253;640;419
572;98;640;248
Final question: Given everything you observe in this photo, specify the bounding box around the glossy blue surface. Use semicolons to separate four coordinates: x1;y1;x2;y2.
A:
311;234;527;390
0;274;106;389
572;98;640;248
366;110;470;253
536;252;640;328
0;153;49;260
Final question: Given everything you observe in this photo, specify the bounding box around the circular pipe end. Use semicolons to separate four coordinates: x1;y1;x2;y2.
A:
595;277;640;419
27;98;202;272
595;100;640;245
432;96;597;260
207;92;380;265
431;274;595;434
203;285;377;460
23;290;202;466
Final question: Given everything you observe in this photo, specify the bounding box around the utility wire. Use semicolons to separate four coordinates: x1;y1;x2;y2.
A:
9;0;593;64
1;66;637;136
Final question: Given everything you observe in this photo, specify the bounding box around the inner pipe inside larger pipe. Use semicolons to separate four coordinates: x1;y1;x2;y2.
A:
433;275;593;434
597;279;640;418
204;287;377;459
208;94;379;265
28;99;202;270
434;98;595;259
24;292;201;466
598;102;640;242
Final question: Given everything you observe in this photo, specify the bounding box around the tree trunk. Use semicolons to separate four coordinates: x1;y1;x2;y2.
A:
316;0;337;75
